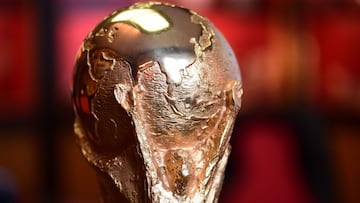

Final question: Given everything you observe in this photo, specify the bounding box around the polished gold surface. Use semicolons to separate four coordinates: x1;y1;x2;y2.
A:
72;2;242;202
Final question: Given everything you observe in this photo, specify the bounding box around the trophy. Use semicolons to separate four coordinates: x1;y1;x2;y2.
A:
72;2;242;202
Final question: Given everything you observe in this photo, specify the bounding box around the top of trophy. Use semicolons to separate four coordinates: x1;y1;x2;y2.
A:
72;1;241;152
76;1;240;83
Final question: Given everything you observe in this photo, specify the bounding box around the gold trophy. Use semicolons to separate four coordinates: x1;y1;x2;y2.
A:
72;2;242;202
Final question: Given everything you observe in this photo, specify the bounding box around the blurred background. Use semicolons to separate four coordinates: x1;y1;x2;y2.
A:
0;0;359;202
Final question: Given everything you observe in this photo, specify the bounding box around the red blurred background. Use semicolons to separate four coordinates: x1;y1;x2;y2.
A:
0;0;359;203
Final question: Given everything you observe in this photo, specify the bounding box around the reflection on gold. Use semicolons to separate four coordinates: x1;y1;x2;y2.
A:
162;56;190;84
111;9;170;32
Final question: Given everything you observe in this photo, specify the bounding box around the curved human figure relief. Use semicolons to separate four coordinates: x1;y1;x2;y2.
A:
72;2;242;202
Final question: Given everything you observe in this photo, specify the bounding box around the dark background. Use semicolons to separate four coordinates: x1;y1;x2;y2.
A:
0;0;359;203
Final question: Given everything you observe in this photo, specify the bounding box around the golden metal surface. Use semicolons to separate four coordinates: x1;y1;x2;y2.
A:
72;2;242;202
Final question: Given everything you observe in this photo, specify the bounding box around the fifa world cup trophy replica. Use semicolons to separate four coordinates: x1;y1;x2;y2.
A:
72;2;242;202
